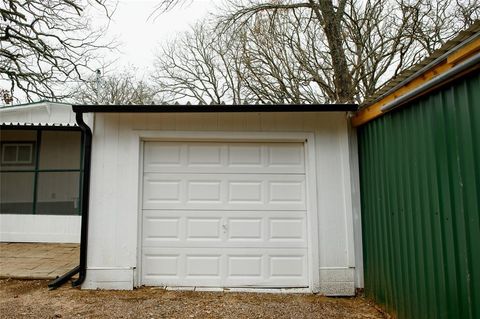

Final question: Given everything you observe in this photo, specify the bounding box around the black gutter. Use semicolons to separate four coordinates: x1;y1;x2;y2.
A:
72;103;358;113
71;111;92;287
0;124;81;131
48;111;92;289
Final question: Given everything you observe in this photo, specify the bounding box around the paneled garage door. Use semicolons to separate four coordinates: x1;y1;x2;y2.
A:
141;141;309;288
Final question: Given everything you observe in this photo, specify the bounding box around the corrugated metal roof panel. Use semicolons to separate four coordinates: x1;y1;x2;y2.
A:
1;122;78;127
361;21;480;108
0;100;71;111
0;101;78;127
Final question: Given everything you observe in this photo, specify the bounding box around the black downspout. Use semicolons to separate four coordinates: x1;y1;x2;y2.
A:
72;111;92;287
48;111;92;289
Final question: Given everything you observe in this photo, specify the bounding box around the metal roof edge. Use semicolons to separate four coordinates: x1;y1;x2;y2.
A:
72;103;358;113
352;21;480;126
0;100;72;112
363;31;480;108
0;123;80;130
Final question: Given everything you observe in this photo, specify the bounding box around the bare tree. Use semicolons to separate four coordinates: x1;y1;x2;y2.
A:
153;0;479;104
343;0;479;99
238;10;337;103
152;23;248;104
71;68;158;105
152;17;332;104
0;0;115;103
157;0;354;102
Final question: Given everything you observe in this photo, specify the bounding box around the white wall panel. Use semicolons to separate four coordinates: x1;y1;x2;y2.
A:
0;214;80;243
85;112;359;294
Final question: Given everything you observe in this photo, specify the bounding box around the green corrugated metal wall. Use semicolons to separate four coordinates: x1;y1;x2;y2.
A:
358;71;480;319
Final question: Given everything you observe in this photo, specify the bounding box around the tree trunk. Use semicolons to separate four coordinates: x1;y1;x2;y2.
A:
311;0;354;103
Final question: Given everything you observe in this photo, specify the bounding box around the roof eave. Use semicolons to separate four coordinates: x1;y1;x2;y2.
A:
72;103;358;113
352;21;480;127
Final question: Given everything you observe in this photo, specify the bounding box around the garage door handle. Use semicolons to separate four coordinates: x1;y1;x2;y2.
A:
222;224;228;233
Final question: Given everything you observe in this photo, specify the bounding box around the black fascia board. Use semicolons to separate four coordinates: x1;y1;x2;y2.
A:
72;104;358;113
0;124;81;131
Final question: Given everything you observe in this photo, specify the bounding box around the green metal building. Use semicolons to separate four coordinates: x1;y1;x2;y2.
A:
352;23;480;319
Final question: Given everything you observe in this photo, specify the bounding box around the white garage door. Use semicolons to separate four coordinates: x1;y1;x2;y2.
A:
141;141;309;288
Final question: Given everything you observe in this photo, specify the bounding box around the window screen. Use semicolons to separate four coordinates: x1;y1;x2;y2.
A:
36;172;80;215
0;172;35;214
0;129;82;215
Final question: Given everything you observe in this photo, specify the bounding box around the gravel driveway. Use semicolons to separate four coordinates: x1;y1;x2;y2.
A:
0;279;386;319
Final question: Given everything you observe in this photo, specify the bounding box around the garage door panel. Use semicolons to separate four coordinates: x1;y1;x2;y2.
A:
187;144;222;166
143;179;182;203
270;218;306;241
228;182;262;202
144;143;183;168
143;210;307;218
144;142;305;174
187;181;221;202
267;144;304;167
143;254;180;278
143;242;307;249
228;255;263;277
227;218;262;240
227;145;262;167
143;174;306;210
142;248;308;287
142;141;308;288
186;218;222;240
143;211;307;248
143;217;181;241
269;181;305;203
186;255;222;277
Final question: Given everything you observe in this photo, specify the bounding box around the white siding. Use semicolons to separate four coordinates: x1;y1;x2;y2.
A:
0;215;80;243
85;112;359;295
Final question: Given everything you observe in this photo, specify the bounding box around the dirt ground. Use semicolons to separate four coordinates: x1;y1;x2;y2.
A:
0;279;386;319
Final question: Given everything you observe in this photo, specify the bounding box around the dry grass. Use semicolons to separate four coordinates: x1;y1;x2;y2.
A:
0;279;386;319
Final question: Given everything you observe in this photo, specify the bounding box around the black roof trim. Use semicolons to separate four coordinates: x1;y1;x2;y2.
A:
72;104;358;113
1;124;80;131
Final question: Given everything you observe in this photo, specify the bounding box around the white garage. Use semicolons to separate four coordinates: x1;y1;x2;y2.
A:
141;141;310;288
73;105;362;295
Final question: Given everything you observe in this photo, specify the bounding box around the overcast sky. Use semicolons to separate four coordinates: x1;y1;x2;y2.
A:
99;0;222;75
